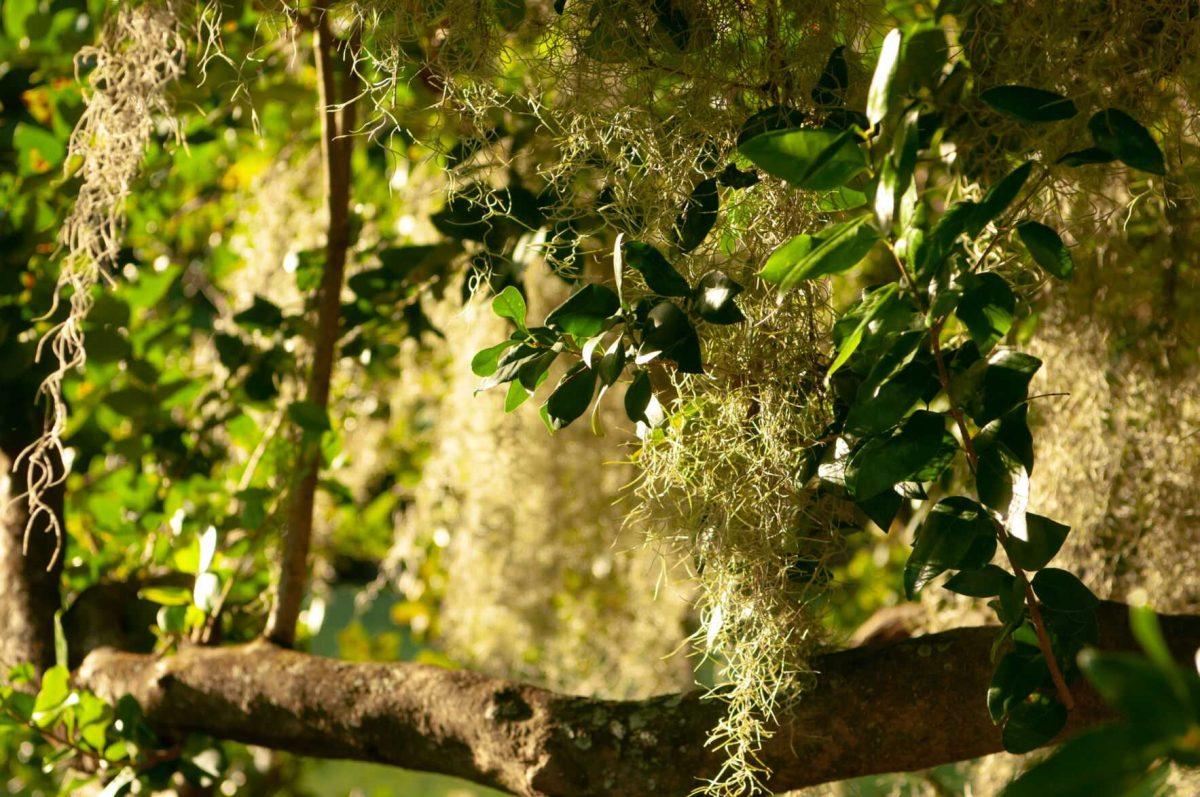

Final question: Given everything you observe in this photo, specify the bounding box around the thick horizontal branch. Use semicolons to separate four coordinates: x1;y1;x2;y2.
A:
77;603;1200;797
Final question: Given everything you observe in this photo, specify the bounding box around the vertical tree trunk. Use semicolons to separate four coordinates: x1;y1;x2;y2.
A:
0;422;64;675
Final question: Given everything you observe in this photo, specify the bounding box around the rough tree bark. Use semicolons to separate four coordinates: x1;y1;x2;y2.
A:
0;408;64;675
78;602;1200;797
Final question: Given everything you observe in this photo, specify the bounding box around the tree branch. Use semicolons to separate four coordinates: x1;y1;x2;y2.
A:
78;603;1200;796
264;4;358;647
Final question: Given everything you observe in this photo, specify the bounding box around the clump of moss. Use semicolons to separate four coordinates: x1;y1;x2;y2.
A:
386;264;694;699
17;1;189;563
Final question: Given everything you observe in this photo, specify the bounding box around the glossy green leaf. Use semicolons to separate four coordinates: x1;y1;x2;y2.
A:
492;285;528;329
471;340;519;377
639;301;702;373
478;344;538;390
624;370;653;424
968;161;1033;236
1032;568;1100;611
944;564;1015;598
867;29;903;126
517;350;558;391
1006;513;1070;570
905;496;997;597
980;86;1077;122
1003;693;1068;754
544;363;597;430
989;646;1048;723
845;410;957;501
812;45;849;107
1057;147;1116;167
545;283;621;338
673;178;719;253
623;241;691;297
844;357;940;437
1002;725;1162;797
1016;220;1075;280
1088;109;1166;175
964;349;1042;426
760;215;879;291
956;271;1015;354
693;270;745;324
738;128;868;190
975;437;1024;512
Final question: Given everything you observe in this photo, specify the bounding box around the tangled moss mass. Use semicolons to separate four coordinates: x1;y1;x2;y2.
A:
5;0;1200;794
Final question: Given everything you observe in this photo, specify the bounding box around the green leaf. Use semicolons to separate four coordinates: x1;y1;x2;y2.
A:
844;356;940;437
479;344;540;390
1087;109;1166;175
53;612;68;671
812;45;849;107
624;370;653;424
968;161;1033;236
760;215;879;291
1128;605;1175;671
827;283;911;381
32;666;70;723
980;86;1077;122
471;340;519;377
288;400;331;433
819;186;869;212
964;349;1042;426
1057;147;1116;167
517;350;558;391
545;284;621;339
1032;568;1100;611
1003;693;1068;754
975;437;1024;512
639;301;702;373
492;286;528;330
13;123;65;175
845;410;957;501
623;241;691;297
989;646;1049;722
738;128;868;190
856;488;902;532
1006;513;1070;570
896;23;948;93
945;564;1015;598
673;178;719;253
138;586;192;606
905;496;997;597
234;296;285;331
504;379;532;412
873;112;919;230
867;28;903;126
693;270;745;324
544;363;597;430
597;340;627;386
1002;725;1162;797
1079;650;1192;734
956;271;1015;354
977;404;1035;473
1016;220;1075;280
916;200;975;279
736;105;809;146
